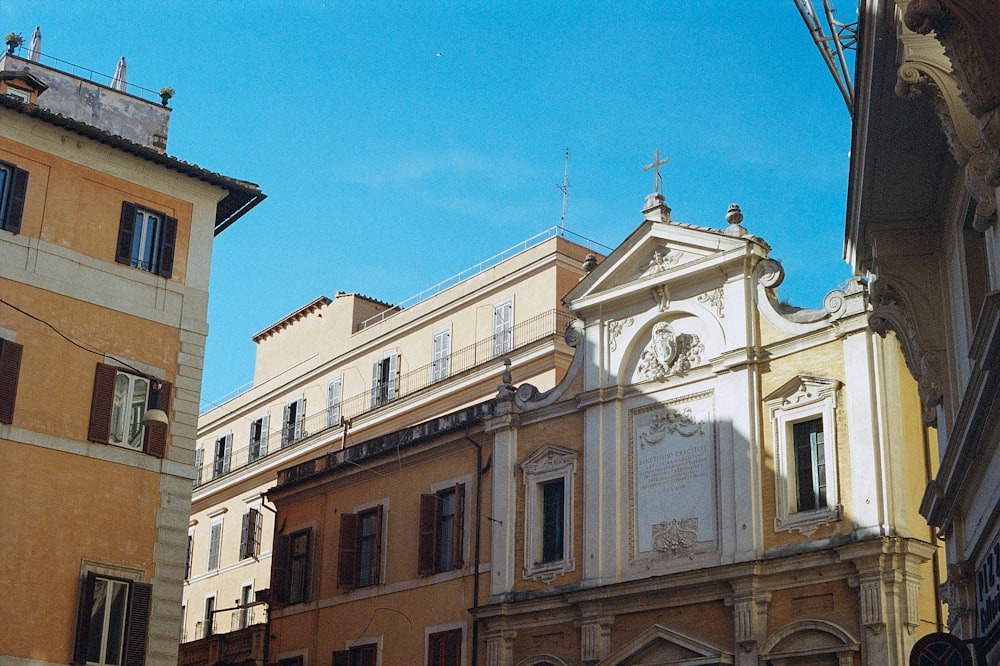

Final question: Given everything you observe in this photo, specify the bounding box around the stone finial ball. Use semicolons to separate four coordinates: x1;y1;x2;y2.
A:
726;203;744;226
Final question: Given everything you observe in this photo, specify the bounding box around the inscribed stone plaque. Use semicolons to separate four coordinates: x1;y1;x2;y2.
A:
631;393;715;555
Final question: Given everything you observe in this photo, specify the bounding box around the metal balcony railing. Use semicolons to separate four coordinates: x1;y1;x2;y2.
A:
195;309;574;487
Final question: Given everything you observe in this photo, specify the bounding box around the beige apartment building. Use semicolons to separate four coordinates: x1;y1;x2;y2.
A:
180;231;600;655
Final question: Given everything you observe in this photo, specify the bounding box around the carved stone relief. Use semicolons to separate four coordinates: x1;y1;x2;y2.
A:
698;288;725;318
607;317;634;352
636;322;704;382
652;517;699;555
638;246;681;278
639;408;704;446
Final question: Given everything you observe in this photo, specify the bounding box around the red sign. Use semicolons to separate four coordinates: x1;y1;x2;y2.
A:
909;633;974;666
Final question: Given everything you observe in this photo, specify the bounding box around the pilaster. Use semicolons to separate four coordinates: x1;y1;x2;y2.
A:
484;629;516;666
725;578;770;666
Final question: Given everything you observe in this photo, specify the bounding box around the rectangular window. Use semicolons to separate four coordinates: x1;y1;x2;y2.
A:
88;363;170;458
73;572;151;666
419;485;465;575
793;418;826;512
281;397;305;447
332;644;377;666
115;202;177;278
370;353;399;407
238;584;253;629
337;506;383;589
428;629;463;666
202;596;215;638
213;434;232;478
541;478;566;563
493;299;513;357
432;329;451;382
208;519;223;571
271;528;312;606
0;159;28;234
240;507;262;560
327;378;343;427
185;530;194;580
249;414;269;462
0;337;23;424
194;447;204;488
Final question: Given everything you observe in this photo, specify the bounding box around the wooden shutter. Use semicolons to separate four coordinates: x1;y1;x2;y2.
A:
116;202;137;265
125;581;151;666
370;360;380;407
259;414;269;456
143;380;171;458
327;380;342;427
337;513;359;589
73;571;98;665
88;363;118;443
240;511;251;560
331;651;350;666
3;167;28;233
271;534;291;606
387;354;399;400
454;484;466;569
0;339;23;424
157;215;177;278
372;504;384;584
252;508;262;557
418;494;438;576
293;398;305;439
222;433;232;473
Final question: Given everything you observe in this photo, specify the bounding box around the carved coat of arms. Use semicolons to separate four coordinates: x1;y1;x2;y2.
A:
637;322;704;381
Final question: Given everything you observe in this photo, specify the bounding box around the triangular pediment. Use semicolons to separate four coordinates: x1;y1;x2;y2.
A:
763;375;842;407
599;624;733;666
564;215;756;314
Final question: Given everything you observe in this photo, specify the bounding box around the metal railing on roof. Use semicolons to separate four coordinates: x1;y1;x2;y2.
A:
356;227;610;330
7;47;163;103
194;309;574;487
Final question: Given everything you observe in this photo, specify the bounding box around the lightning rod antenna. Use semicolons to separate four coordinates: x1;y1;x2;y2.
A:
557;148;570;236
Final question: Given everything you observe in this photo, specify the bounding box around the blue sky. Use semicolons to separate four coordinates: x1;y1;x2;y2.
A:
5;2;855;408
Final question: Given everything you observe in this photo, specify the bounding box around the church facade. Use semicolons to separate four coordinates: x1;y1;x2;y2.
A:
266;189;942;665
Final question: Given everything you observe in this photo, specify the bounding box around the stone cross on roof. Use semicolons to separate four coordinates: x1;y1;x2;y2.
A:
643;149;670;195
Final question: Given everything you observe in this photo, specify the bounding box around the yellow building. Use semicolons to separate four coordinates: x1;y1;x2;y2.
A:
0;46;262;666
263;192;942;665
179;231;599;659
847;1;1000;662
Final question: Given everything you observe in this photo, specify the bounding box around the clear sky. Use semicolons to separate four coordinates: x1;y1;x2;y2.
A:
5;1;855;409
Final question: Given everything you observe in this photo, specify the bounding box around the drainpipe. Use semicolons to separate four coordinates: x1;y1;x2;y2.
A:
465;429;484;666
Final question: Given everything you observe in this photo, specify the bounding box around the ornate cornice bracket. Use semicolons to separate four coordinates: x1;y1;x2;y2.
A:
868;282;944;425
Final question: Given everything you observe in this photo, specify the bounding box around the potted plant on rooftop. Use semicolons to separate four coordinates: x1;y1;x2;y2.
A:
5;32;24;55
159;86;174;106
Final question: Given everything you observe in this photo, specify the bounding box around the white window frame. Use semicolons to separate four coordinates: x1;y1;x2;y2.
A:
520;444;576;582
237;580;254;630
492;297;514;357
212;432;232;478
180;602;187;642
194;446;204;487
425;620;467;666
326;377;343;427
765;375;842;536
240;500;262;561
371;351;399;408
5;87;30;102
249;413;269;462
109;370;149;450
432;327;452;383
207;517;223;572
201;593;216;639
281;396;305;447
185;527;194;580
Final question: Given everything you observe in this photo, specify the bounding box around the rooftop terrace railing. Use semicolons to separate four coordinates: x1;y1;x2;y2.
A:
5;48;163;103
194;309;574;488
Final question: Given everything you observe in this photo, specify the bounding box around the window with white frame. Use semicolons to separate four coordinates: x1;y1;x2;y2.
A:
111;371;149;450
432;328;451;383
370;352;399;408
327;377;343;427
212;433;232;478
493;298;514;357
73;569;151;666
87;363;170;458
237;582;253;629
202;594;216;638
520;444;576;582
185;528;194;580
765;375;842;535
281;397;305;447
249;414;269;462
207;518;223;571
115;202;177;278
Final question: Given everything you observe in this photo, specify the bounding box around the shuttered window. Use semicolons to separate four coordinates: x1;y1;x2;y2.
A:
115;202;178;278
240;507;262;560
207;519;223;571
338;506;383;589
418;485;465;575
428;628;462;666
87;363;169;458
0;160;28;234
213;434;232;478
73;572;151;666
249;414;269;461
281;397;305;447
0;338;23;424
370;353;398;408
269;528;313;606
326;378;343;427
